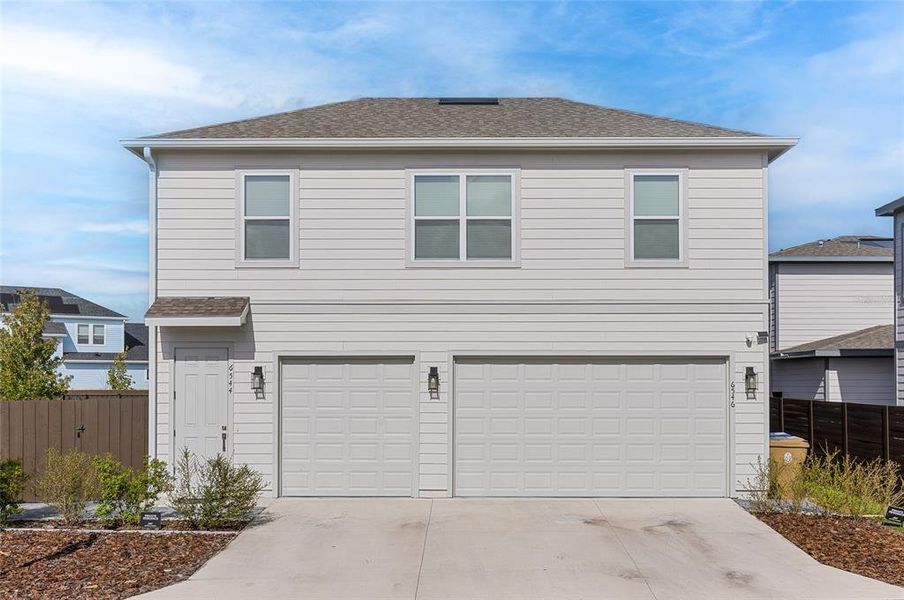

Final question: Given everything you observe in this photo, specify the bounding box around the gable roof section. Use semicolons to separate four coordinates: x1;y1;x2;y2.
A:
0;286;126;319
769;236;893;262
775;324;893;358
875;195;904;217
123;98;797;161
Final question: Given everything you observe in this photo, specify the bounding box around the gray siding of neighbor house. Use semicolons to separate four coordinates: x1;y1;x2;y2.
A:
150;148;771;496
772;357;894;405
772;262;893;350
771;358;826;401
896;212;904;405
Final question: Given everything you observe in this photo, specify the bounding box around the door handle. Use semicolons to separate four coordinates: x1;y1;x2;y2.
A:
221;426;227;453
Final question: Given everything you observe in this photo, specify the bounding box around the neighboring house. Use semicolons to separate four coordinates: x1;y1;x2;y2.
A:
769;236;895;405
875;195;904;406
0;287;148;390
125;97;796;498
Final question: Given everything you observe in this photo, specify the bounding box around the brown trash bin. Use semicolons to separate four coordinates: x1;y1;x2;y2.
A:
769;432;810;497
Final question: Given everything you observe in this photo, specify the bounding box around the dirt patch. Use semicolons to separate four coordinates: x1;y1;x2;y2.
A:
759;513;904;588
0;529;235;599
582;518;607;526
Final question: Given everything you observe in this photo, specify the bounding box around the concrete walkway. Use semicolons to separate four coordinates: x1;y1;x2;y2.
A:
138;498;904;600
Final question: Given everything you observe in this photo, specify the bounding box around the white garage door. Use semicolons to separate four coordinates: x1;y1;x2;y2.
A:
454;358;728;497
280;358;416;496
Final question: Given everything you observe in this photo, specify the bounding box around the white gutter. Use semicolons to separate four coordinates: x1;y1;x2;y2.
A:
143;146;158;459
123;136;799;161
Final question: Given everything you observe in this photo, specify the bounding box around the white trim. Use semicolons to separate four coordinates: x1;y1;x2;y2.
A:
625;169;688;268
77;323;90;345
406;169;521;268
63;359;147;364
144;146;158;460
145;312;248;328
92;323;105;346
122;136;798;161
235;170;299;268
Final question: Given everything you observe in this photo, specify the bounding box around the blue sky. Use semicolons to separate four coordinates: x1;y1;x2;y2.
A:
1;1;902;321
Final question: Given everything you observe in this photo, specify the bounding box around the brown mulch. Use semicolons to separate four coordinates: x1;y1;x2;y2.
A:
0;529;236;599
759;513;904;587
4;519;245;531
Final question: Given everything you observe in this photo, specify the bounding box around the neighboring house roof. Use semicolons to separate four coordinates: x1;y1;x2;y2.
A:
774;324;894;359
123;98;797;161
42;321;67;336
145;296;250;327
875;195;904;216
769;236;893;262
63;323;148;363
0;286;127;319
140;98;767;140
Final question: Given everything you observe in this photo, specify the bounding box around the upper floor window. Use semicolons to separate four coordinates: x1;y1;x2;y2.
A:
77;324;89;344
237;171;298;266
410;171;518;265
92;324;105;345
627;170;686;266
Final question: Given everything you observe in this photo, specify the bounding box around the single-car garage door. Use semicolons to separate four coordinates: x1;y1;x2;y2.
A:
280;358;416;496
454;358;728;497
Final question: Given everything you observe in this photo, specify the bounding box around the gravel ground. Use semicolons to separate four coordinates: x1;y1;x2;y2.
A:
0;529;235;599
759;513;904;588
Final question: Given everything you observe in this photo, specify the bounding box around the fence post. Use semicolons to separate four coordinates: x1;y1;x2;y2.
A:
780;395;785;433
808;400;814;448
841;402;849;456
884;406;891;462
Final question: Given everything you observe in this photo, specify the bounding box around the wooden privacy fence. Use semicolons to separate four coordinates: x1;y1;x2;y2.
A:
0;390;148;501
770;395;904;466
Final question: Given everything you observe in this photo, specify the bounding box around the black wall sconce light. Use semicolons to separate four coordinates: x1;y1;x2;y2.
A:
745;367;757;400
252;366;265;393
427;367;439;399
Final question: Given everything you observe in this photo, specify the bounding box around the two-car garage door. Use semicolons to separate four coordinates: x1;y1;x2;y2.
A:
279;357;728;497
454;358;728;497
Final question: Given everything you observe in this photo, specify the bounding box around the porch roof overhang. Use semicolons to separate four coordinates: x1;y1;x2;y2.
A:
145;296;250;327
770;324;894;360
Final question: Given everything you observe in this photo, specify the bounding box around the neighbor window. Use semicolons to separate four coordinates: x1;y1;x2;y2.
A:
77;324;89;344
412;172;515;263
92;324;105;345
629;172;684;263
238;172;296;264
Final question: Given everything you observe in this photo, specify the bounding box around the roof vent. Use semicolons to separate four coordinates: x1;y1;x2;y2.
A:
817;240;825;246
438;97;499;105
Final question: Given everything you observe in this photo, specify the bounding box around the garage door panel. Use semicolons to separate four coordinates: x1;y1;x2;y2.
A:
454;358;727;497
280;358;415;496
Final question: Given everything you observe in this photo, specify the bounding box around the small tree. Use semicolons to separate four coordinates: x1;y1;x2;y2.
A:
107;351;134;391
0;289;71;400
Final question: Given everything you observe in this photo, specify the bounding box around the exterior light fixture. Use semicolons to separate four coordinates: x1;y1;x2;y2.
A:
427;367;439;399
745;367;757;400
252;366;264;393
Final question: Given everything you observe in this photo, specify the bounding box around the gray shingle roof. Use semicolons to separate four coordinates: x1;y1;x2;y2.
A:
142;97;768;140
769;236;893;261
0;286;126;318
145;296;250;319
779;324;893;355
875;195;904;217
42;322;67;336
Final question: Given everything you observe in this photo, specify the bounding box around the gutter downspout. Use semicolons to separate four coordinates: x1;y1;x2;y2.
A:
143;147;158;459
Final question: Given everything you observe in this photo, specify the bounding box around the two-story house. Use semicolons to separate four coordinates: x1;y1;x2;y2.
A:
126;97;796;498
769;236;895;405
876;195;904;406
0;286;148;389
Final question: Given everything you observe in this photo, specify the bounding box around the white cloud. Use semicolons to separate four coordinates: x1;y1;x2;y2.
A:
78;221;148;235
0;25;240;107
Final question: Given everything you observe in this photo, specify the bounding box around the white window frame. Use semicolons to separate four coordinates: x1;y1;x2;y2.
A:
406;168;521;268
235;169;299;268
77;323;90;345
92;324;105;345
625;168;688;268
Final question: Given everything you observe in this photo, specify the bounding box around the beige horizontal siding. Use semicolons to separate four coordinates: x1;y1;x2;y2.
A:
774;262;893;349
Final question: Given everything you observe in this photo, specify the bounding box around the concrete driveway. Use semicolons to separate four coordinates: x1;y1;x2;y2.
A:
139;498;904;600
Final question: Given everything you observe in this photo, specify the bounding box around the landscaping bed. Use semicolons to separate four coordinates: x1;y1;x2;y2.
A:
0;529;235;599
759;513;904;588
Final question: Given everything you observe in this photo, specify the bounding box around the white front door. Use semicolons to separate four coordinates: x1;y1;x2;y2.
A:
174;347;229;460
454;357;728;497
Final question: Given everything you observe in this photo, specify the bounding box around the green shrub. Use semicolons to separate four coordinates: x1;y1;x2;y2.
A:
803;450;904;517
170;449;266;529
34;448;98;525
742;455;782;513
0;459;28;524
94;454;171;526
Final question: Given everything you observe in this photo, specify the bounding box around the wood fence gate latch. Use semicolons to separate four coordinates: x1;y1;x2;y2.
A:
76;425;85;439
